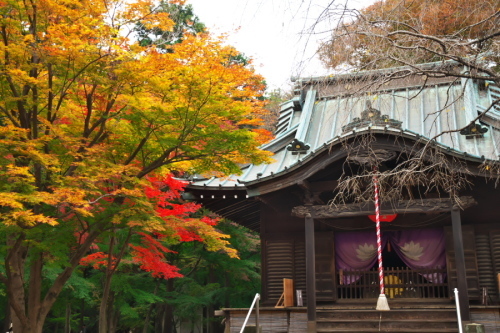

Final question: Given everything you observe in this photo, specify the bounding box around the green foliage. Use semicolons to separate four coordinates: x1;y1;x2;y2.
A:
36;219;261;332
174;220;261;308
228;53;251;67
136;1;206;50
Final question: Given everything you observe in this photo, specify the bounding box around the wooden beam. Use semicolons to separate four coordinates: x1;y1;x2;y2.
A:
297;180;338;205
298;180;339;193
255;196;280;213
310;180;339;192
451;207;471;321
292;196;476;218
297;179;311;191
295;188;325;205
305;213;317;333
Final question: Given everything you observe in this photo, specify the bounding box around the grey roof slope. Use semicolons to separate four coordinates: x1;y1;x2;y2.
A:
188;68;500;192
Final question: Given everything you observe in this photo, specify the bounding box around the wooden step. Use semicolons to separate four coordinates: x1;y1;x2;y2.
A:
316;308;459;333
317;308;457;320
317;329;459;333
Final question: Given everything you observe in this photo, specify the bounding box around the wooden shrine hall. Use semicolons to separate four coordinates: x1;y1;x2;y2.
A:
184;63;500;333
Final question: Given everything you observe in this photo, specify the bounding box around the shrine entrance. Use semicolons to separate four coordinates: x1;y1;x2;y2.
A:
335;229;449;300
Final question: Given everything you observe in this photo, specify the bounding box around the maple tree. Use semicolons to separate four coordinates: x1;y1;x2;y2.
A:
25;178;260;332
36;217;260;332
0;0;272;332
77;175;237;333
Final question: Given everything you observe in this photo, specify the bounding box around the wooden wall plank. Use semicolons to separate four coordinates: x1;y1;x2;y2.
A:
445;225;480;301
315;232;336;301
471;309;500;333
263;238;306;305
228;310;307;333
229;311;287;333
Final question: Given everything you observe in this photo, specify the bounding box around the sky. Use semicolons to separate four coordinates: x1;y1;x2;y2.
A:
187;0;375;91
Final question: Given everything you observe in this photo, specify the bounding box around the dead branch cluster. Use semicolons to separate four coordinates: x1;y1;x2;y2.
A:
316;0;500;86
330;133;476;207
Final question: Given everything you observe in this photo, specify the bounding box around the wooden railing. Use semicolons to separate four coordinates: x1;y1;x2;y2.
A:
337;267;448;299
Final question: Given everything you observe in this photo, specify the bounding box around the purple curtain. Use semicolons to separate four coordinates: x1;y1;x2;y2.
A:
335;229;446;284
390;229;446;283
335;231;387;284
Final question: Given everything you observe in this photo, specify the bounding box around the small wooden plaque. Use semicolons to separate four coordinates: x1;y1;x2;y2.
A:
275;278;294;307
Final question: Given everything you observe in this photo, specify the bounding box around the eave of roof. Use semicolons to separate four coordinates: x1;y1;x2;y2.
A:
187;126;499;198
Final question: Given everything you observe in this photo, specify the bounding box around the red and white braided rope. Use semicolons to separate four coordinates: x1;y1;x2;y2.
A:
373;172;385;295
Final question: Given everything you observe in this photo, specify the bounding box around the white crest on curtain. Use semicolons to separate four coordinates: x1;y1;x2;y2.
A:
400;241;424;261
356;243;376;261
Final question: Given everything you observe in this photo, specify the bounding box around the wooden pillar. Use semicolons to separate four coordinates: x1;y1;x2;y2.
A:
305;213;317;333
451;207;471;321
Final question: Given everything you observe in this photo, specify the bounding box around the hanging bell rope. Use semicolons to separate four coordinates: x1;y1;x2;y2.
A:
373;168;390;311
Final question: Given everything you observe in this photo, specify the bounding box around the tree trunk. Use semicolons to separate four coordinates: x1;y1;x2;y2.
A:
109;292;117;332
142;280;160;333
208;266;217;333
224;272;230;308
98;271;113;333
64;303;71;333
98;235;114;333
163;279;175;333
80;298;86;332
8;227;102;333
9;254;57;333
98;230;131;333
28;254;43;332
142;304;153;333
7;236;28;333
3;305;11;333
154;304;165;333
108;301;119;333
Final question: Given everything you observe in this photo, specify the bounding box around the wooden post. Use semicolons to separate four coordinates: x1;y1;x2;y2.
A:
305;212;317;333
451;207;471;321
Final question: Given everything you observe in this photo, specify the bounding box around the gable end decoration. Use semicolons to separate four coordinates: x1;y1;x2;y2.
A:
287;138;310;155
342;101;402;134
459;122;488;139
